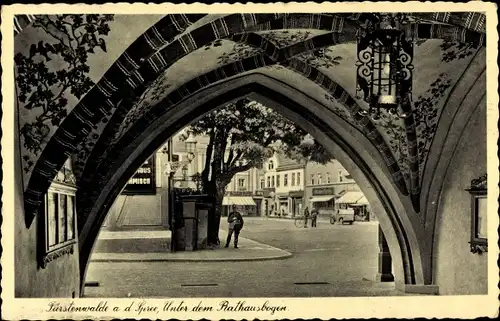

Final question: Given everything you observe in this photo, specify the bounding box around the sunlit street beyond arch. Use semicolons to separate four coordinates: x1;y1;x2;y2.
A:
84;218;404;297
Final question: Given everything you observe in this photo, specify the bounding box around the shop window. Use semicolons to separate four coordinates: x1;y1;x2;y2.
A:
277;174;281;187
284;174;288;186
292;173;295;186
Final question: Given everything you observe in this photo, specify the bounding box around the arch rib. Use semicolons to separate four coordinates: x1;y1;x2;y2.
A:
23;14;206;225
80;36;411;222
25;12;485;225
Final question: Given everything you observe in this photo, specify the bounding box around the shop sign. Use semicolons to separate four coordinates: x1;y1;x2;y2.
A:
289;190;304;198
122;156;156;195
312;187;334;196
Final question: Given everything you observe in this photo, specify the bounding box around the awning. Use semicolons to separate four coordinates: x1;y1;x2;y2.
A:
356;196;369;205
222;196;256;206
336;191;365;204
309;196;335;203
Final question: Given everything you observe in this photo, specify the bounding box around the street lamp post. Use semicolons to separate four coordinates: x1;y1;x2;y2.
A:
185;136;198;177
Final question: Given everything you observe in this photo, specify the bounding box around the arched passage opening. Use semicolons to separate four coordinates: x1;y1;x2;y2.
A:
79;74;425;295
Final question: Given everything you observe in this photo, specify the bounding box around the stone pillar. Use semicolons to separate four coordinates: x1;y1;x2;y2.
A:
376;225;394;282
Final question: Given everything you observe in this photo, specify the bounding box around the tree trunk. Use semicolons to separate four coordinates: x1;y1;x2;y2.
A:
208;197;223;245
206;183;226;246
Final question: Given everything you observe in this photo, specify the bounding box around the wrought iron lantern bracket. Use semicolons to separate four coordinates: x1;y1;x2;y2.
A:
355;13;414;120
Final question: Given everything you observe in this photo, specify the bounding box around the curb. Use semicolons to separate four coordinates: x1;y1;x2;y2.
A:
90;252;293;263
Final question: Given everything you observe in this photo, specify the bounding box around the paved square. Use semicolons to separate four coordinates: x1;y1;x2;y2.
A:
85;218;405;297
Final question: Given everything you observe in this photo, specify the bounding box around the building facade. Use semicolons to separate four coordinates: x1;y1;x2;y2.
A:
304;160;373;220
261;153;306;217
168;133;265;216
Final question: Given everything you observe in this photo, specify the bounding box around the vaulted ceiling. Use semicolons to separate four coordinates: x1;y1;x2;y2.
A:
14;13;486;225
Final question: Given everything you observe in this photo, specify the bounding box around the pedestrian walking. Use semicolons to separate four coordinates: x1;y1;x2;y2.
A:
311;207;319;227
225;210;244;249
304;207;310;228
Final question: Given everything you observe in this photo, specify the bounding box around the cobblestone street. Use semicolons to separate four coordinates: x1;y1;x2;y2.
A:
84;218;406;297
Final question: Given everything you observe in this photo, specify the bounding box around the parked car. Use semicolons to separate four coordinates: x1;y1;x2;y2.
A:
319;208;336;218
330;207;355;225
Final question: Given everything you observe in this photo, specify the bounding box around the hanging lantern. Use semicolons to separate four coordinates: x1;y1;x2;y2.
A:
355;13;414;120
184;135;197;162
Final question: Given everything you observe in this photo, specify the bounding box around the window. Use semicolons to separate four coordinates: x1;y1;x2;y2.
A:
339;171;343;182
466;174;488;254
238;178;245;187
276;174;281;187
291;173;295;186
310;174;315;185
268;160;274;170
260;179;264;189
318;173;322;185
267;176;270;188
284;174;288;186
272;175;275;187
297;172;301;186
327;173;331;183
38;182;77;268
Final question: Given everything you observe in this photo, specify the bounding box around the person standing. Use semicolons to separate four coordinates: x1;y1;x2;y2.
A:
304;206;310;228
311;207;319;227
225;210;244;249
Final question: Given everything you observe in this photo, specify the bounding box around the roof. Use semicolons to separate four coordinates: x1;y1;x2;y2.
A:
276;153;306;170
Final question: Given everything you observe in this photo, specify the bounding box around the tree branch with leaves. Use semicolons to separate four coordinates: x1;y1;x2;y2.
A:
15;14;114;172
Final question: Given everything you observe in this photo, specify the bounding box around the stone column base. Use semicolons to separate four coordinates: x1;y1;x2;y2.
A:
376;272;395;282
377;227;394;282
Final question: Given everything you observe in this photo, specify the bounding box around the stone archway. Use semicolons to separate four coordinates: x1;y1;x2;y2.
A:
12;12;488;299
22;12;485;227
78;74;426;293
